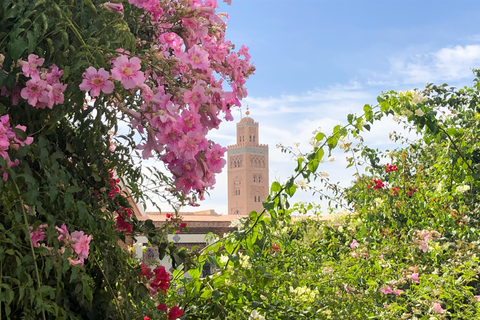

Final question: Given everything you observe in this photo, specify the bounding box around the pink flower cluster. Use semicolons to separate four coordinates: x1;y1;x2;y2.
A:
415;229;441;253
164;213;188;233
30;223;92;266
1;54;68;109
349;239;369;259
384;163;397;172
0;115;33;180
116;206;133;234
372;179;384;189
140;264;171;295
380;285;404;296
139;263;183;319
79;0;253;200
108;170;121;199
432;302;444;314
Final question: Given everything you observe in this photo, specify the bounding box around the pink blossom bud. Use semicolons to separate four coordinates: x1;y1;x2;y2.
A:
103;2;124;13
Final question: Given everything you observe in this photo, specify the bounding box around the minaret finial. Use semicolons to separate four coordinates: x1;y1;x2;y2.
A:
245;104;250;116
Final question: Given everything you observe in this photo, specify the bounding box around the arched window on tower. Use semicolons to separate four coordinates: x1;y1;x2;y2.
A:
249;135;252;142
253;135;255;142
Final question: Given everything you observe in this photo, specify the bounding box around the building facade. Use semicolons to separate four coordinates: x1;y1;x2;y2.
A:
227;111;269;215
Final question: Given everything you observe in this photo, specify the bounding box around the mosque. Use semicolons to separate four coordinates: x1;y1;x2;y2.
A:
129;109;270;271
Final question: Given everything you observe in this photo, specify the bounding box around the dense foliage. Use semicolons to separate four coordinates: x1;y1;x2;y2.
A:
178;78;480;319
3;0;480;319
0;0;252;319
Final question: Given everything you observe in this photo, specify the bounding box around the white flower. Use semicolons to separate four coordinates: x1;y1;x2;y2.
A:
328;157;335;162
415;108;424;117
293;142;300;147
249;310;265;320
393;115;400;122
312;127;322;135
320;172;329;179
239;253;251;268
457;185;470;193
436;182;443;192
410;89;427;105
309;137;320;147
219;255;229;264
402;109;413;117
229;218;244;229
289;286;319;304
296;179;308;190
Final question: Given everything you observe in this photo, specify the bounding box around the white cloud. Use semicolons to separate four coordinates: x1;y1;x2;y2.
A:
149;43;480;214
390;44;480;85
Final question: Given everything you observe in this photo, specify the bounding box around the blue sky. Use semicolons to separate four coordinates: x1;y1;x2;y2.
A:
154;0;480;214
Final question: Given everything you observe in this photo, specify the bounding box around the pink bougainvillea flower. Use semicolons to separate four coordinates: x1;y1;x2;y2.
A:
350;239;359;249
205;143;227;173
151;266;170;294
223;0;232;5
392;289;404;296
178;130;206;159
139;83;154;102
22;54;44;80
183;84;206;110
183;45;209;70
103;2;123;13
79;67;114;97
409;273;419;284
29;225;46;247
71;230;92;261
12;124;33;146
46;64;64;85
372;179;384;189
167;306;183;320
380;286;393;295
111;55;145;89
116;215;132;234
140;264;153;279
128;0;152;9
217;12;229;20
432;302;444;314
55;224;70;242
157;303;168;311
47;83;67;108
418;241;429;252
20;79;48;107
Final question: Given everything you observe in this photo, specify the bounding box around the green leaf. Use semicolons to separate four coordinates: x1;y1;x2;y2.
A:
200;289;212;299
270;181;281;193
26;30;37;53
8;37;28;60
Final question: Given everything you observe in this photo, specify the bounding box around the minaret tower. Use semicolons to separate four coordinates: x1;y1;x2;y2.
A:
227;108;269;215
